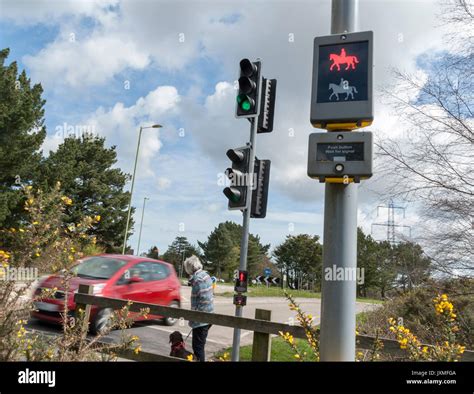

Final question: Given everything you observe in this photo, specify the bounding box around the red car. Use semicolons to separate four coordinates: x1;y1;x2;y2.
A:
31;254;181;334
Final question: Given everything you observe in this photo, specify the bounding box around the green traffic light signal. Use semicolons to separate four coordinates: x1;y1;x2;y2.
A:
237;94;253;112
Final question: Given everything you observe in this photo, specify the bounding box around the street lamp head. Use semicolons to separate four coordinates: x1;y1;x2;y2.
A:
141;124;163;130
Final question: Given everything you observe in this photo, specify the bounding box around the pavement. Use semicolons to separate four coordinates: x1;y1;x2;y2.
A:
26;284;379;360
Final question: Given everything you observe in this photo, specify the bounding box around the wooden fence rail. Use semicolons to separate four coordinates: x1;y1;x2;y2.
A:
74;285;474;362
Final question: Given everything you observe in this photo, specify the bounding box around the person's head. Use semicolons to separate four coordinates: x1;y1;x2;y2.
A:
184;255;202;276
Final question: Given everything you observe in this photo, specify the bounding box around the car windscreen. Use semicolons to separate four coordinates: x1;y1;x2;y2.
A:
73;257;127;280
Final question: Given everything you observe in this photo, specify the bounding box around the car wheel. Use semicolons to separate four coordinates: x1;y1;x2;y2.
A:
163;301;179;326
91;308;113;335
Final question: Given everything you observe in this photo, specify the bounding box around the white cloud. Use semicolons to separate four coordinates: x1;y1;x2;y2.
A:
0;0;119;25
80;85;180;176
24;33;150;88
156;177;171;190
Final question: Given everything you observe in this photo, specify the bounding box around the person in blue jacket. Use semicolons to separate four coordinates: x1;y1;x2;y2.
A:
184;255;214;361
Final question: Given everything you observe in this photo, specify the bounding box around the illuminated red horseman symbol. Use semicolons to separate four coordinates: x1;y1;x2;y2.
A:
329;48;359;71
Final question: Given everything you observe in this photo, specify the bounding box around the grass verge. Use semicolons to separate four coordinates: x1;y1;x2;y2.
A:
214;336;318;362
214;312;372;362
217;286;384;304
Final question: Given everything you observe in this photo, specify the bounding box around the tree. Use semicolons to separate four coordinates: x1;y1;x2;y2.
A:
393;242;432;291
198;223;238;279
273;234;322;290
357;228;381;297
357;228;395;299
161;236;200;275
377;0;473;276
0;48;46;228
357;228;430;298
146;246;160;259
40;136;132;252
198;221;269;280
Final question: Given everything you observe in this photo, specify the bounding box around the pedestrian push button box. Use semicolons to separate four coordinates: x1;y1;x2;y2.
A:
307;131;373;183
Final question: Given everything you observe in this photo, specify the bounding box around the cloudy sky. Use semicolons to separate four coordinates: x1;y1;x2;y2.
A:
0;0;453;254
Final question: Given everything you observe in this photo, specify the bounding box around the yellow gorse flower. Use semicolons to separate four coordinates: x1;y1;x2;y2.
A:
433;294;456;321
389;293;466;361
61;196;73;205
0;250;10;259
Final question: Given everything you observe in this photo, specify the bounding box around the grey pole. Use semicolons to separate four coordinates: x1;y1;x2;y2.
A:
319;0;359;361
122;124;162;255
231;115;259;362
331;0;358;34
122;126;143;255
136;197;149;256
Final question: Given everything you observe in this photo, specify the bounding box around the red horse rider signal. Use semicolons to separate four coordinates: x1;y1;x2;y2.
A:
329;48;359;71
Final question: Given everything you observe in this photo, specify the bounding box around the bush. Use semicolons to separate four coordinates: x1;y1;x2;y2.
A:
0;184;142;361
358;279;473;348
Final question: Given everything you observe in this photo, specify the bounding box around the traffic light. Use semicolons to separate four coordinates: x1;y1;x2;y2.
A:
257;78;277;133
236;58;262;118
310;31;373;130
234;270;248;293
251;159;271;218
223;147;250;210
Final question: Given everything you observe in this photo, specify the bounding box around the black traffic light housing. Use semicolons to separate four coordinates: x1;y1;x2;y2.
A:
234;270;248;293
236;59;262;118
251;159;271;218
223;147;250;210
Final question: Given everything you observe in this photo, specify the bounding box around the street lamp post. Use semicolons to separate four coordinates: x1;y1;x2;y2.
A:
122;124;162;255
136;197;149;256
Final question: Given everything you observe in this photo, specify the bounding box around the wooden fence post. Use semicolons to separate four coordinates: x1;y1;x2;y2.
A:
251;309;272;361
76;284;93;339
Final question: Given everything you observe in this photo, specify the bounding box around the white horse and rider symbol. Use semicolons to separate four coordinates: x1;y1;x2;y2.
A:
329;78;358;101
328;48;359;101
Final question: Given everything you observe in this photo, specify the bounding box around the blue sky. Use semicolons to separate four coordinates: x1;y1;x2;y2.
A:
0;0;454;256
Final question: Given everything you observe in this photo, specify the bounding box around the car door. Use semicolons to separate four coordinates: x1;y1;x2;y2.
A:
113;262;154;319
146;262;172;306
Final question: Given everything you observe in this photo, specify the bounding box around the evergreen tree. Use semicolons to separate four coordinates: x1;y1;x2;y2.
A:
198;221;269;280
162;236;200;275
40;136;132;252
273;234;322;290
146;246;160;259
0;48;46;227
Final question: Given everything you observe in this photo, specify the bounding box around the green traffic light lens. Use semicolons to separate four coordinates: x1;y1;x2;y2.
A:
237;94;252;112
